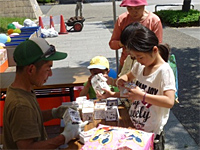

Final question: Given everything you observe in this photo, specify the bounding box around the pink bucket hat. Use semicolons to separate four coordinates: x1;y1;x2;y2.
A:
120;0;147;7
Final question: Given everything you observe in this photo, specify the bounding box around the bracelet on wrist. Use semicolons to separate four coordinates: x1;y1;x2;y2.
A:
143;92;147;103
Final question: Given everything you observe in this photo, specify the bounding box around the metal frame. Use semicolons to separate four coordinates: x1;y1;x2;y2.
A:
155;4;194;12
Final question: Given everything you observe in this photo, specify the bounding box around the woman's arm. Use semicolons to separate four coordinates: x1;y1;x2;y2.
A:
109;19;123;50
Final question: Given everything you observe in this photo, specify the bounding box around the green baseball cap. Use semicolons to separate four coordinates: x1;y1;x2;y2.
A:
14;37;67;66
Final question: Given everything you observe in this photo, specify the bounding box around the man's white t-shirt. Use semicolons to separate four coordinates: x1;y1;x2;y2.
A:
129;62;176;135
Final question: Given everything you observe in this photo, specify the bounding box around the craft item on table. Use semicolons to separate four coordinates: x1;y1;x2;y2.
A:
76;96;87;101
105;106;120;121
79;127;97;144
81;100;94;122
62;101;79;108
120;82;136;97
94;101;106;120
82;107;94;122
76;96;87;109
60;102;79;127
81;124;154;150
99;98;107;103
106;97;118;106
62;107;82;125
91;73;110;95
82;100;94;108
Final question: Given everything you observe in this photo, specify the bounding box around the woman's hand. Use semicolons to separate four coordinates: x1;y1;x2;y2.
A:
116;78;126;87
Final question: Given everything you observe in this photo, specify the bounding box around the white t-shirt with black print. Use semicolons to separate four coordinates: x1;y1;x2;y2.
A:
129;62;176;135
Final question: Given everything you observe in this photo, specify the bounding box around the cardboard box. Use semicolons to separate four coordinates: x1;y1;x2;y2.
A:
5;45;17;67
60;102;79;127
0;49;7;63
106;97;118;106
82;107;94;122
81;100;94;122
75;96;87;110
79;127;97;144
0;49;8;72
105;106;120;121
82;100;94;108
94;102;106;120
91;73;110;95
0;59;8;73
62;108;82;125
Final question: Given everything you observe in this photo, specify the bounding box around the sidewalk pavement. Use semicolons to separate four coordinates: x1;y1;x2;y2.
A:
40;2;200;149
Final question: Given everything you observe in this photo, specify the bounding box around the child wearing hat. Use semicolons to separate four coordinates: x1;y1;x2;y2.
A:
109;0;163;73
80;56;119;99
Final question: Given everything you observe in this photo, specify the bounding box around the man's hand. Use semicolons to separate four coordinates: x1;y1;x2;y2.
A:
61;121;88;144
52;105;77;119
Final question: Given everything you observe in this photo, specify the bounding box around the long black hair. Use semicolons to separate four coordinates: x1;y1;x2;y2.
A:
127;24;170;62
120;22;144;46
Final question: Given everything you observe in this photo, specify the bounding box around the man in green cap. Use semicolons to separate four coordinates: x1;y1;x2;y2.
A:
2;37;88;149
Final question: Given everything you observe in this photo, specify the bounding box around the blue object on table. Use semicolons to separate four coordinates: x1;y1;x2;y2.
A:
108;68;117;79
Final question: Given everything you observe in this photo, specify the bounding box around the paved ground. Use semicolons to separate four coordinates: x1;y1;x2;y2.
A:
39;1;200;149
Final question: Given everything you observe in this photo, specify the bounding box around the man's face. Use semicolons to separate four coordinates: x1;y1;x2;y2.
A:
127;6;145;20
31;61;53;87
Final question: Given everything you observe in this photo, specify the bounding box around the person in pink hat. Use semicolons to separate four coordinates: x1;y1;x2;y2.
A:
109;0;163;73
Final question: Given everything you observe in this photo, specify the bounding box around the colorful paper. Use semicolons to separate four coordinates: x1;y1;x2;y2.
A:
81;124;154;150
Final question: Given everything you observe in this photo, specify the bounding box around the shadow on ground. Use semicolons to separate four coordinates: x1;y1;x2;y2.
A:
171;46;200;146
102;20;115;33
